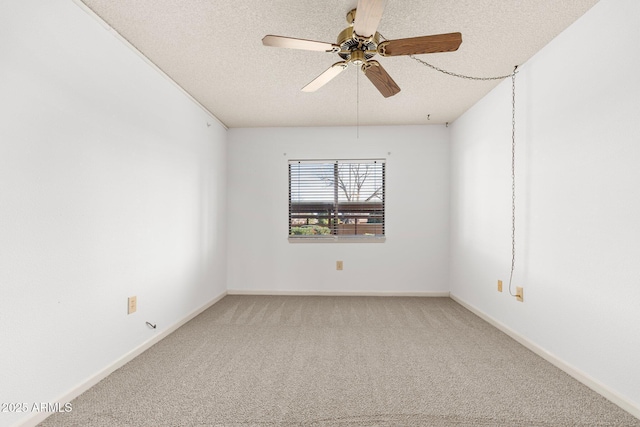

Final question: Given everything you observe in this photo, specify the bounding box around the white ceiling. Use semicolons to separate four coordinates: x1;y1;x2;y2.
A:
78;0;599;128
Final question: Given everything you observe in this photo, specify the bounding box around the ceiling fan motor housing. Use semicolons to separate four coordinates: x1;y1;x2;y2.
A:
337;26;379;62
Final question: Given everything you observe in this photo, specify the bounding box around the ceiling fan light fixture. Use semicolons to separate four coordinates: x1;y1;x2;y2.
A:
350;50;366;65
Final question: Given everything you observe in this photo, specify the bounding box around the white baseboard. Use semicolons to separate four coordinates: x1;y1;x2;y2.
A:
449;293;640;420
20;291;227;427
227;289;451;297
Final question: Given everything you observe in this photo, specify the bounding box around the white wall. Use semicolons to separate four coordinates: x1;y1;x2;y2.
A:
450;0;640;415
227;126;450;294
4;0;638;424
0;1;227;426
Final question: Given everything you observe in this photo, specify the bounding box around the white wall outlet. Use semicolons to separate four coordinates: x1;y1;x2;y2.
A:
128;296;137;314
516;287;524;302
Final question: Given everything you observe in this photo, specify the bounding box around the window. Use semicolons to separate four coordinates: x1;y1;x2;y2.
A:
288;159;385;240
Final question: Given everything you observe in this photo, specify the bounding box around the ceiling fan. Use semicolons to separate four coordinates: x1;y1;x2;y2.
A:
262;0;462;98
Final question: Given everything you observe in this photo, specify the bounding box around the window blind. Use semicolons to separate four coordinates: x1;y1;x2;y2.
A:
288;159;385;238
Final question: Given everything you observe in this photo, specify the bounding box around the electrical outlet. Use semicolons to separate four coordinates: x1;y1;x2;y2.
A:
336;261;343;271
515;287;524;302
498;280;503;292
128;296;137;314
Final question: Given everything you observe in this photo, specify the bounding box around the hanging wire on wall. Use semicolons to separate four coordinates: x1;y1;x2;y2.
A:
390;30;521;296
508;67;518;296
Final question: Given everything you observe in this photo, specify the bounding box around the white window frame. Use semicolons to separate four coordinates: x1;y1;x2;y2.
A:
288;159;386;242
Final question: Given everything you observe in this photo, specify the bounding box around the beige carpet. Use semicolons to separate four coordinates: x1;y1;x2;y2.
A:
40;296;640;426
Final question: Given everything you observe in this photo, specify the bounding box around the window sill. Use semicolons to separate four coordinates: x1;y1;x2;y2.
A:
288;236;386;243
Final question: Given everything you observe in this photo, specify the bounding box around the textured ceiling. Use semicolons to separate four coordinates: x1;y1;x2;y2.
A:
78;0;599;128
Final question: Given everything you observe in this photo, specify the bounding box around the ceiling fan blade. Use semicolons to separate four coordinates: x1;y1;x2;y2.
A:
378;32;462;56
302;62;349;92
262;35;339;52
361;61;400;98
353;0;388;38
